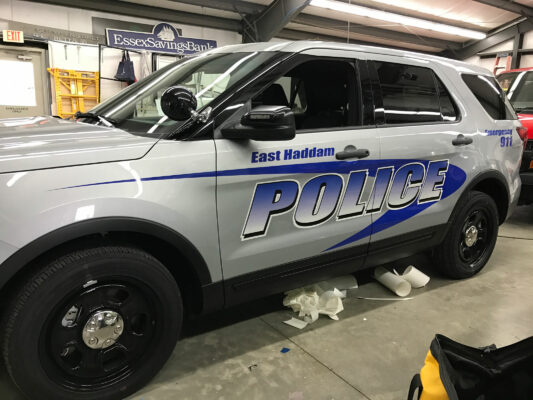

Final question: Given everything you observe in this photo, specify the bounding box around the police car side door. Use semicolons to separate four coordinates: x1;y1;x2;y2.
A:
215;50;380;305
363;56;470;265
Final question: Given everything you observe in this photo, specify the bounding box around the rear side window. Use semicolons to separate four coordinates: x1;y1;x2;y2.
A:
436;76;458;121
462;74;516;120
375;61;457;124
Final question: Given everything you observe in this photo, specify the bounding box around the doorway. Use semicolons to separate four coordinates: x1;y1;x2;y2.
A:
0;46;48;118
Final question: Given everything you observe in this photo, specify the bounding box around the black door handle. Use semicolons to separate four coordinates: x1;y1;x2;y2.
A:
452;134;473;146
336;145;370;160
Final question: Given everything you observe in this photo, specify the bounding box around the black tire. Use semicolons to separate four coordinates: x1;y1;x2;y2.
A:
434;190;499;279
1;246;182;400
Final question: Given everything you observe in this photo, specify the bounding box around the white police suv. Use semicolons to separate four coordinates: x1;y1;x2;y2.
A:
0;41;524;399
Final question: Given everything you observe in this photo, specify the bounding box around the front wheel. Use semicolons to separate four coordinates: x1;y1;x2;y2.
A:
1;246;182;400
434;191;499;279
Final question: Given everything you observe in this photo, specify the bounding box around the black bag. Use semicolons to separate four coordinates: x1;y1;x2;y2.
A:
408;334;533;400
115;51;136;84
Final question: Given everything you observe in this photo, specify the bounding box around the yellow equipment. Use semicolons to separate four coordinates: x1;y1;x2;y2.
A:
47;68;99;119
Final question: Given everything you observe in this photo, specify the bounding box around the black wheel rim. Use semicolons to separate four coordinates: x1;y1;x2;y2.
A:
458;209;492;268
39;278;161;391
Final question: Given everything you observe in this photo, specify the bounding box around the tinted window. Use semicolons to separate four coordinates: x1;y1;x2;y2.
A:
436;76;458;121
375;62;441;124
253;59;359;131
497;71;533;113
496;71;520;93
89;51;276;137
462;74;516;120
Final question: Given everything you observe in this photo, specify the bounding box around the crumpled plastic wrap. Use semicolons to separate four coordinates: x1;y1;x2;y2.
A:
282;275;357;327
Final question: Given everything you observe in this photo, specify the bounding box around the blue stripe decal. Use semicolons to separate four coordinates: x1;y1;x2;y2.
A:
324;163;467;251
55;171;217;190
55;159;424;190
55;159;466;255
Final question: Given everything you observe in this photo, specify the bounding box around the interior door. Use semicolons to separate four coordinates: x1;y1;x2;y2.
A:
0;46;47;118
215;50;381;304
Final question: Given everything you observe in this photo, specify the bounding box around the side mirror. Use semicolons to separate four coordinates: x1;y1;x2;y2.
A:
221;106;296;141
161;86;197;121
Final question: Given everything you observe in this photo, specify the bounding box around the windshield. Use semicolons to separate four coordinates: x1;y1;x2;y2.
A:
497;71;533;113
88;51;277;137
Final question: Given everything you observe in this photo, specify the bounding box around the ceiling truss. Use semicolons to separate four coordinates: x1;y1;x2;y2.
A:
24;0;533;59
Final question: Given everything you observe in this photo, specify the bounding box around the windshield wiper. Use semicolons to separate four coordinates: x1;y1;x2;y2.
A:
75;112;116;127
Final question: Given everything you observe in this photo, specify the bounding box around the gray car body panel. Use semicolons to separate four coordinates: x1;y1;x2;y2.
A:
0;41;523;309
0;116;158;173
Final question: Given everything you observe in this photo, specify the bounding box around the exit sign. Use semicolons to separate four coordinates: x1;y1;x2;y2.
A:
2;30;24;43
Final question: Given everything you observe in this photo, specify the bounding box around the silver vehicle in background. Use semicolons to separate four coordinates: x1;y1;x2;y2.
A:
0;41;524;399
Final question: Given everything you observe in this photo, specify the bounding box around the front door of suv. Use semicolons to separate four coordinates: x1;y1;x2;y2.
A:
215;50;380;305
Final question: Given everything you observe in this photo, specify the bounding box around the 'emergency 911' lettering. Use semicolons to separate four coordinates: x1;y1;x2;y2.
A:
242;160;449;239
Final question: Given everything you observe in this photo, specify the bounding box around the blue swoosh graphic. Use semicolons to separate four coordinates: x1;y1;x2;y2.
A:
55;159;467;254
325;163;467;251
56;159;426;190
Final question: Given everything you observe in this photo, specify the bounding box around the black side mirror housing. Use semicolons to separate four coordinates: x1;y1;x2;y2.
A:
221;106;296;141
161;86;197;121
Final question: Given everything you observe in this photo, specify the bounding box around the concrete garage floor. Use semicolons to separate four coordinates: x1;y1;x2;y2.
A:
1;206;532;400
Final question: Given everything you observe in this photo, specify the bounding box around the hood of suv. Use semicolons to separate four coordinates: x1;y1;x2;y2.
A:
0;117;158;174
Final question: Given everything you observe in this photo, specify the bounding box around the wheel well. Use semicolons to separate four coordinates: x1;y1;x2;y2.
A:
471;178;509;224
0;232;206;318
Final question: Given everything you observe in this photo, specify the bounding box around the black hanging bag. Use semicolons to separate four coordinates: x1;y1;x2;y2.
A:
115;50;136;84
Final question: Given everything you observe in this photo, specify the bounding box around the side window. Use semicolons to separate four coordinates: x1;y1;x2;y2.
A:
252;59;359;131
375;61;441;124
462;74;516;120
435;76;458;122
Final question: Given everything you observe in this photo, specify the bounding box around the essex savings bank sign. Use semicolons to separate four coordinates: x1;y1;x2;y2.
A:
106;23;217;55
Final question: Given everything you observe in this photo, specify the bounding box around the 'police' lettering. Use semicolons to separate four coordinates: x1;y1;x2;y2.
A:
419;160;448;203
242;160;451;239
388;163;425;209
337;171;368;219
294;175;343;226
242;181;298;239
366;167;394;213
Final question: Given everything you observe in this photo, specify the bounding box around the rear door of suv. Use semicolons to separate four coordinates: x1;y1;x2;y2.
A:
363;57;471;266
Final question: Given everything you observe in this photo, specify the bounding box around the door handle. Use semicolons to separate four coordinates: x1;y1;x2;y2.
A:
452;134;473;146
335;145;370;160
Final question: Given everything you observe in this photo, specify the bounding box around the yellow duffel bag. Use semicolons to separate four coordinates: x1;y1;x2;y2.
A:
408;334;533;400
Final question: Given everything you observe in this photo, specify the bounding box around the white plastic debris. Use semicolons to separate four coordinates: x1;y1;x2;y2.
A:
283;317;309;330
282;275;357;326
396;265;430;288
374;267;412;297
316;275;358;291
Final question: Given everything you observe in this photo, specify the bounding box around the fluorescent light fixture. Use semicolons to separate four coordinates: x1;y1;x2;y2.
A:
309;0;487;40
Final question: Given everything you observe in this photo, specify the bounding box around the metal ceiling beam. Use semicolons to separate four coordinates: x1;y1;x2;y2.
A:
167;0;264;16
442;18;533;59
243;0;311;43
28;0;461;51
277;28;347;43
171;0;460;49
293;14;460;50
278;28;430;52
473;0;533;18
25;0;241;32
511;32;524;69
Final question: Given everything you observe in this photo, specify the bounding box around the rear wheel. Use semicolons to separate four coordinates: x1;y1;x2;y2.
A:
1;246;181;400
434;191;499;279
